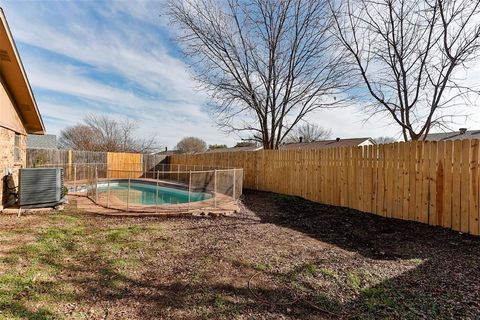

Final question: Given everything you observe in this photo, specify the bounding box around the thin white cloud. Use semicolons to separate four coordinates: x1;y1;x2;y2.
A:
2;0;233;147
2;0;480;150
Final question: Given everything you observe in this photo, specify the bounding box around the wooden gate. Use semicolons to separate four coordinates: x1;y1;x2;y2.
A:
107;152;142;178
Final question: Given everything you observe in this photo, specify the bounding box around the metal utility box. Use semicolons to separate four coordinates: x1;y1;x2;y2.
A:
19;168;65;208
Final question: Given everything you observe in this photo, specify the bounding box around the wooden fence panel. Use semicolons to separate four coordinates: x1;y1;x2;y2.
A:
469;140;479;235
452;140;462;231
407;142;417;221
107;152;142;179
435;142;445;226
168;139;480;236
443;141;454;229
461;140;471;233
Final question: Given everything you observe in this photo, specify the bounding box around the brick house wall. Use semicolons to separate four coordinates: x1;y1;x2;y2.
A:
0;8;45;210
0;127;26;209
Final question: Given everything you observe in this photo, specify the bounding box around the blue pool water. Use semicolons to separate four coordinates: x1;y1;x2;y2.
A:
97;181;211;205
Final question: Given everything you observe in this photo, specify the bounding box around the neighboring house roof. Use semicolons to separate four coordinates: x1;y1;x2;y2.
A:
156;150;181;156
27;134;57;149
280;138;376;150
421;129;480;141
206;146;263;153
0;8;44;134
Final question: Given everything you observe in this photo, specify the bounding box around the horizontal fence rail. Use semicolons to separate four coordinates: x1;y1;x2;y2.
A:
170;140;480;236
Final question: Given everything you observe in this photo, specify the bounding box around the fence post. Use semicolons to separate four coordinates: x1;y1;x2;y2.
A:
188;170;192;211
107;169;110;208
68;149;73;181
177;164;180;181
156;170;159;214
95;165;98;203
214;169;217;208
233;169;236;202
73;164;77;192
127;171;131;213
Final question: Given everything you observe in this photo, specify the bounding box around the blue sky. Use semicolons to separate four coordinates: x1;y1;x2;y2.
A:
2;0;480;148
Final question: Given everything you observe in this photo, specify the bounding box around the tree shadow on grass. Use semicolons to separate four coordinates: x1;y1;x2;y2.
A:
2;192;480;319
0;249;331;319
0;213;334;319
241;190;480;318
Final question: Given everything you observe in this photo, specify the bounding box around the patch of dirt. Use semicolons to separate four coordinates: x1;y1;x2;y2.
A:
0;190;479;319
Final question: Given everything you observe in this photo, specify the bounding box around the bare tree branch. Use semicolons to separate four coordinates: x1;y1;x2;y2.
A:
331;0;480;141
167;0;350;149
284;122;332;143
59;114;160;153
175;137;207;154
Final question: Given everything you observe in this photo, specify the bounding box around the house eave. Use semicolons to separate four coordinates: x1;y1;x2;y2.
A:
0;7;45;134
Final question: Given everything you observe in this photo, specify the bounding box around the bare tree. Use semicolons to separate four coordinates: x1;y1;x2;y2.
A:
331;0;480;141
175;137;207;154
59;115;159;152
375;136;397;144
285;123;332;143
58;124;100;151
167;0;349;149
208;144;228;150
234;141;258;147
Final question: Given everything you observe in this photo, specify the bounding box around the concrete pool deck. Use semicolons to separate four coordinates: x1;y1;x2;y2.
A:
65;177;240;216
69;194;240;217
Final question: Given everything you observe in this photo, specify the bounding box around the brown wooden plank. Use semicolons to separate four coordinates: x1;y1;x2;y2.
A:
443;141;453;228
414;142;423;222
460;139;471;233
436;141;445;227
402;142;411;220
469;139;479;235
388;143;396;218
394;142;403;219
358;147;364;211
377;144;386;216
364;145;372;213
371;144;378;215
452;140;462;231
428;142;438;226
420;142;430;224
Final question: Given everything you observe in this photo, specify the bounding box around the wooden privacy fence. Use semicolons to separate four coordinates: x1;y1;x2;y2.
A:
170;140;480;236
26;149;107;168
26;148;168;180
107;152;142;178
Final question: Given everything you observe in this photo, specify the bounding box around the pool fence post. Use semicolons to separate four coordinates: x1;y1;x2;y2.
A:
177;164;180;182
127;171;131;212
95;165;98;203
73;164;77;192
188;170;192;211
214;169;217;208
156;170;159;214
107;169;111;208
233;169;236;202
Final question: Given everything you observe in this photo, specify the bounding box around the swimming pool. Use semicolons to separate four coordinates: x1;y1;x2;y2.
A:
96;181;212;205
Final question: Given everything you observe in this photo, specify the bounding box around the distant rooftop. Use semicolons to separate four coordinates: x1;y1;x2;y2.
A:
26;134;57;149
422;129;480;141
280;137;375;150
206;145;263;153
